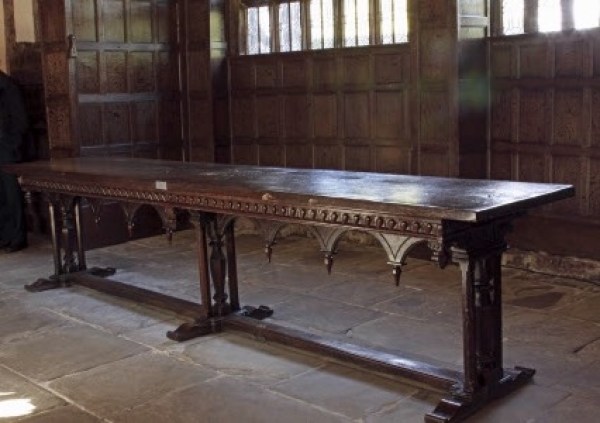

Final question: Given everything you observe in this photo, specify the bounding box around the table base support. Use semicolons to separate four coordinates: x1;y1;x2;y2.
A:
167;319;222;341
425;367;535;422
25;271;206;320
24;267;116;292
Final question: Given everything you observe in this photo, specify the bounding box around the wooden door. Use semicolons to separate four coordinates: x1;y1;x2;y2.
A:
72;0;181;159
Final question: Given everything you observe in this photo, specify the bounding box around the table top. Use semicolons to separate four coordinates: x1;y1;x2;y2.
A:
4;158;574;222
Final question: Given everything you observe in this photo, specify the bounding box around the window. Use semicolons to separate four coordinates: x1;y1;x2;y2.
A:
501;0;600;35
310;0;335;49
574;0;600;30
279;2;302;52
538;0;561;33
502;0;524;35
241;0;409;55
380;0;408;44
246;6;271;54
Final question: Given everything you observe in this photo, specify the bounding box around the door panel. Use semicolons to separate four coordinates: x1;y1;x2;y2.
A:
72;0;181;159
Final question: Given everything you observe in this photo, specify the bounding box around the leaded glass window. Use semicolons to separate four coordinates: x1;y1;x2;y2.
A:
246;6;271;54
380;0;408;44
538;0;561;33
279;2;302;52
343;0;370;47
240;0;409;55
310;0;335;49
502;0;524;35
573;0;600;30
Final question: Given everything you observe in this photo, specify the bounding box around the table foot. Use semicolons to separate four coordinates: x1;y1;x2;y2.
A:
24;276;66;292
24;267;117;293
87;267;116;278
239;305;274;320
425;366;535;422
166;318;222;342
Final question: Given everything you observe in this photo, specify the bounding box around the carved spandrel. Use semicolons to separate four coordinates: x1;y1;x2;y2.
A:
121;203;143;238
371;233;428;286
155;206;178;244
307;226;347;274
87;198;105;225
254;220;286;262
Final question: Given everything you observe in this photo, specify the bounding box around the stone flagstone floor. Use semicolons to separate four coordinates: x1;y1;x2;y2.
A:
0;229;599;422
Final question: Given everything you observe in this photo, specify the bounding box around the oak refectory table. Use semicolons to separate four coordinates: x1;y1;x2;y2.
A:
3;158;574;422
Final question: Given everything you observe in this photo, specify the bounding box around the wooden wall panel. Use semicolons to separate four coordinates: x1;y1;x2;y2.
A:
105;52;127;92
519;89;546;144
78;104;103;147
491;90;511;142
374;53;409;84
314;145;342;170
76;51;99;93
313;94;337;139
554;89;584;146
284;94;310;139
345;146;371;171
229;45;412;172
590;159;600;215
555;40;584;77
103;102;130;146
129;52;155;92
518;154;545;183
103;0;125;42
375;91;406;141
256;95;280;139
258;145;284;167
282;59;307;88
73;0;97;41
519;43;549;78
489;151;512;180
490;29;600;259
286;144;313;168
592;88;600;147
375;146;411;174
343;93;369;139
42;0;179;160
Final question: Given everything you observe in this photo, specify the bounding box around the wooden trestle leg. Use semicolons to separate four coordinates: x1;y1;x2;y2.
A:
167;212;216;341
25;196;115;293
426;223;535;422
167;214;272;341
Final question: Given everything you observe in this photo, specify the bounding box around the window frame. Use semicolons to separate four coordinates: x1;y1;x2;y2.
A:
496;0;600;37
237;0;409;56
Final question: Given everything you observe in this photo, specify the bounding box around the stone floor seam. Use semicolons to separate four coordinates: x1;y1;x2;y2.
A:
0;363;113;422
263;386;360;422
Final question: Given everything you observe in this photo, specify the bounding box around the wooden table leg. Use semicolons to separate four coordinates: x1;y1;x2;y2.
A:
426;223;535;422
225;221;240;312
167;212;215;341
25;195;115;292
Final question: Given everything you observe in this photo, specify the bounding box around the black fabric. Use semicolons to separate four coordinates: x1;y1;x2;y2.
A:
0;71;29;247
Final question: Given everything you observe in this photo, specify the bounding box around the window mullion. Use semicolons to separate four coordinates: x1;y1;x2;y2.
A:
288;3;293;50
355;0;359;45
524;0;539;33
334;0;342;48
302;0;311;50
271;3;279;52
370;0;378;45
561;0;574;30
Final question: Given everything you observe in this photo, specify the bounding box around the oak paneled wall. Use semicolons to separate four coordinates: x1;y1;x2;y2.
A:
72;0;180;160
229;45;413;173
490;28;600;259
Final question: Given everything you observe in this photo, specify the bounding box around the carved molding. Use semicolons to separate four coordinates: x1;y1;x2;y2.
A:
21;178;443;238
